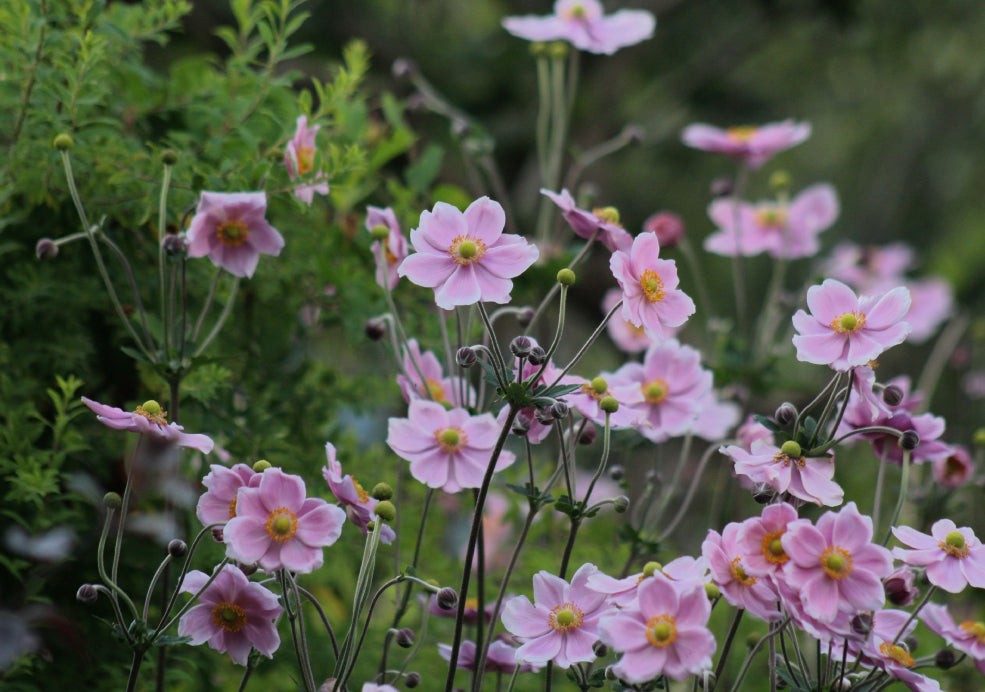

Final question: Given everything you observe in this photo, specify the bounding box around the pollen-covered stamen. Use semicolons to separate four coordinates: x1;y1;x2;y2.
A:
448;235;487;265
435;426;467;453
592;206;621;226
939;530;970;558
352;477;370;504
960;621;985;643
296;145;314;175
562;3;586;19
762;531;789;565
548;603;585;633
645;614;677;648
730;556;757;586
830;311;866;334
772;450;806;469
641;377;670;404
727;126;758;142
217;220;250;247
424;378;448;403
135;400;168;425
228;497;238;519
639;269;666;303
581;376;609;402
265;507;298;542
754;205;788;229
820;546;853;580
878;641;915;668
211;601;247;632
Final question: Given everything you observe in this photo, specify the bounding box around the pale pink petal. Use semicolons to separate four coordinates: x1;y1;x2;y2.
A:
806;280;858;324
502;596;551;638
178;604;216;645
463;196;505;245
397;250;454;287
434;265;482;309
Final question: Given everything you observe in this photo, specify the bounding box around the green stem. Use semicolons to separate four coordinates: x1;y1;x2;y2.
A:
882;449;911;546
710;609;744;692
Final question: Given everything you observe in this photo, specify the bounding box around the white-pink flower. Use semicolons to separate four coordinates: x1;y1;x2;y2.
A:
721;439;844;507
196;463;258;526
892;519;985;593
682;120;811;169
366;206;407;290
284;115;329;204
502;0;655;56
185;191;285;278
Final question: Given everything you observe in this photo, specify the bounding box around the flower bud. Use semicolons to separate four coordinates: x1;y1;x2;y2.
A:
528;346;548;366
369;224;390;241
850;612;873;636
103;492;123;509
642;212;684;249
550;400;569;420
510;336;534;358
974;428;985;447
534;408;555;426
53;133;74;150
391;58;417;79
608;464;623;481
364;317;387;341
710;176;734;198
366;520;376;532
35;238;59;260
211;526;225;543
395;627;415;648
237;561;259;576
829;678;852;692
371;483;393;501
903;635;918;653
704;583;720;600
405;672;421;688
935;648;957;669
751;482;775;504
161;149;179;166
456;346;477;368
436;587;458;611
774;403;797;426
883;567;919;607
556;268;576;286
547;40;569;59
900;430;920;451
374;500;396;522
613;495;630;513
168;539;188;558
769;170;791;192
745;632;763;649
579;422;597;445
76;584;98;604
511;412;532;436
253;459;272;472
592;640;608;657
600;396;619;414
162;234;186;257
882;384;904;407
516;307;535;327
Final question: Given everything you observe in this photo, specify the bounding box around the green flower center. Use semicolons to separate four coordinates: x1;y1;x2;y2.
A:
645;615;677;648
780;440;802;458
639;269;666;303
217;220;249;246
642;378;669;404
548;603;584;633
211;602;247;632
821;546;853;580
436;426;467;453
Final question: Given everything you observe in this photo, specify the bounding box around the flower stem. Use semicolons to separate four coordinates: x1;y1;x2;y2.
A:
709;608;744;692
882;449;912;546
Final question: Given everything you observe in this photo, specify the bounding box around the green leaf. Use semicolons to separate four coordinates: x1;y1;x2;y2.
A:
405;144;444;192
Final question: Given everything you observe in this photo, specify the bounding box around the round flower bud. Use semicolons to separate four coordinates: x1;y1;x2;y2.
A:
769;170;791;192
161;149;179;166
850;612;873;636
710;176;734;198
516;307;535;327
642;212;684;249
882;384;904;407
973;428;985;447
900;430;920;451
374;500;396;522
704;583;721;600
579;423;597;446
745;632;763;649
253;459;272;472
237;561;259;576
366;520;376;532
556;268;576;286
211;526;225;543
369;224;390;241
456;346;477;368
364;317;387;341
608;464;624;481
510;336;534;358
162;234;186;257
903;635;918;653
103;492;123;509
35;238;59;260
167;539;188;558
550;400;570;420
613;495;630;513
436;587;458;611
935;648;957;669
76;584;98;604
751;482;775;504
53;133;74;150
527;345;547;366
830;678;852;692
547;40;569;59
534;408;555;426
774;403;797;426
600;396;619;414
371;483;393;501
395;627;415;648
592;640;608;657
405;672;421;688
391;58;417;79
511;412;532;436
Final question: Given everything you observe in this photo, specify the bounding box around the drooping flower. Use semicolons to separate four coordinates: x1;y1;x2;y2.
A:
933;445;974;488
501;563;613;669
82;397;214;454
177;564;282;665
284;115;329;205
602;287;653;353
196;464;258;526
702;524;782;622
642;211;684;249
609;232;696;342
322;442;395;544
791;279;911;371
223;468;346;574
502;0;656;56
185;191;285;278
681;120;811;169
891;519;985;593
396;339;474;408
437;638;540;673
397;197;539;310
722;439;843;507
598;573;715;683
366;206;408;291
922;602;985;675
540;189;632;252
387;400;515;493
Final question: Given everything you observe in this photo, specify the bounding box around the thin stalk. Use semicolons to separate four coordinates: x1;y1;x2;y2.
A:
154;522;223;635
99;233;155;351
193;277;240;357
547;299;622;386
871;449;889;531
191;270;222;343
659;441;728;541
709;608;744;692
808;372;846;449
158;163;173;354
236;660;257;692
524;230;599;336
915;313;969;412
297;585;339;658
677;236;713;322
728;619;791;692
793;372;841;440
648;432;694;533
729;164;750;333
143;555;173;620
882;450;911;545
126;649;146;692
156;559;229;634
96;508;139;626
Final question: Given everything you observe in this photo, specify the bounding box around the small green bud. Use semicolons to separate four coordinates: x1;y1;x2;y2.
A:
556;268;576;286
973;428;985;447
642;561;662;577
547;40;569;59
366;520;376;531
374;500;396;522
103;492;122;509
600;396;619;414
53;133;74;150
704;582;721;600
780;440;802;458
529;41;548;57
590;376;608;394
161;149;178;166
370;224;390;241
746;631;764;649
371;483;393;501
253;459;272;472
769;170;791;191
613;495;629;513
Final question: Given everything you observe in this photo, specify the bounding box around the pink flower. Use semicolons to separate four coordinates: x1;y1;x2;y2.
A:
386;400;515;493
642;211;684;249
792;279;911;371
366;206;408;291
196;464;258;526
722;439;844;507
397;197;539;310
781;502;893;623
502;0;656;55
704;184;838;259
501;563;613;669
933;445;974;488
437;638;539;673
702;523;782;622
891;519;985;593
922;602;985;675
586;557;708;608
322;442;395;544
185;191;285;278
598;573;715;683
602;287;656;354
540;189;632;252
396;339;474;408
178;564;282;665
565;373;638;429
223;468;346;574
735;502;798;579
609;232;696;342
883;566;920;607
284;115;329;205
689;390;741;441
360;684;399;692
736;415;775;452
82;397;214;454
681;120;811;169
840;388;950;466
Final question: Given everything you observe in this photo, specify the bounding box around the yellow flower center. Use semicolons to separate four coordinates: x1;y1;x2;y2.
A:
436;426;467;453
820;546;853;580
730;556;757;586
563;3;586;19
265;507;298;542
645;615;677;648
642;378;669;404
592;206;621;225
939;530;969;558
830;311;866;334
211;602;247;632
449;235;487;265
296;145;314;175
424;378;448;403
639;269;666;303
727;126;758;142
217;220;249;247
135;400;168;425
352;477;370;504
762;532;788;565
548;603;584;633
228;497;238;519
878;641;914;668
754;205;788;229
772;450;806;469
960;621;985;643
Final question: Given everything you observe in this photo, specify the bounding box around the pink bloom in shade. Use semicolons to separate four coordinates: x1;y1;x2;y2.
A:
177;564;282;665
610;340;712;443
81;397;214;454
360;684;399;692
704;184;839;259
565;373;638;429
781;502;893;623
540;189;632;252
702;524;782;622
689;390;741;441
933;445;974;488
681;120;811;169
396;339;475;408
185;191;285;278
735;502;798;579
922;603;985;676
609;232;696;342
722;439;844;507
437;639;540;673
642;211;684;249
598;574;715;683
586;557;708;608
792;279;911;371
891;519;985;593
284;115;329;205
223;468;346;574
322;443;395;545
601;287;659;354
736;415;775;452
502;0;655;56
386;400;515;493
840;388;950;466
903;277;954;343
196;464;258;526
501;563;613;669
397;197;538;310
365;206;408;291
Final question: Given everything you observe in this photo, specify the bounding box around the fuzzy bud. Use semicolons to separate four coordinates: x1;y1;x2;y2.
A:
592;640;608;657
600;396;619;414
745;632;763;649
883;567;919;607
534;408;555;426
511;412;532;436
371;483;393;501
704;583;720;600
710;176;734;198
211;526;225;543
903;635;918;653
516;307;535;327
53;133;74;150
642;212;684;249
882;384;904;407
550;400;570;420
456;346;477;368
162;234;186;257
405;672;421;688
436;587;458;611
751;482;775;504
35;238;59;260
613;495;630;513
510;336;534;358
374;500;396;522
900;430;920;451
774;403;797;426
395;627;415;648
364;317;387;341
579;423;597;445
935;648;957;669
850;612;873;636
391;58;417;79
253;459;272;472
103;492;122;509
161;149;179;166
76;583;98;604
608;464;624;481
829;678;852;692
168;539;188;558
528;346;547;366
556;268;576;286
237;561;259;576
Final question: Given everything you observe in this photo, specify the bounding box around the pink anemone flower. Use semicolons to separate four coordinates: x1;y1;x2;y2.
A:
365;206;408;291
602;287;653;354
586;556;708;608
178;564;282;665
933;445;974;488
322;442;395;544
502;0;655;56
702;523;782;622
185;191;285;278
397;197;539;310
82;397;214;454
681;120;811;169
735;502;798;579
284;115;329;205
196;463;258;526
438;638;539;673
396;339;474;408
721;439;843;507
223;468;346;574
540;188;632;252
892;519;985;593
792;279;911;371
609;232;695;342
922;603;985;675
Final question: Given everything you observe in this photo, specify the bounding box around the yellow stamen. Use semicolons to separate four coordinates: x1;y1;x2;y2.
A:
265;507;298;542
939;530;969;558
217;220;249;247
727;126;758;142
449;235;487;265
642;378;669;404
960;621;985;643
211;602;247;632
436;427;467;453
228;497;238;519
762;532;788;565
878;641;914;668
645;614;677;648
830;311;866;334
639;269;666;303
730;556;757;586
548;603;584;633
754;205;788;228
296;145;314;175
820;546;853;580
135;400;168;425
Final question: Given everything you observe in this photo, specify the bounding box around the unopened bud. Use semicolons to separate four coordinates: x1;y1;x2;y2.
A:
53;133;74;150
237;561;259;576
882;385;904;407
600;396;619;414
366;520;376;532
405;672;421;688
527;345;547;365
704;583;720;600
710;176;733;198
903;635;918;653
550;400;569;419
163;234;186;257
529;41;548;57
253;459;272;472
745;632;763;649
364;317;387;341
374;500;396;522
935;648;957;669
161;149;179;166
751;482;775;504
168;539;188;558
395;627;415;648
534;408;555;426
35;238;59;260
608;464;623;481
437;587;458;611
830;677;852;692
371;483;393;501
613;495;630;513
511;412;532;436
774;403;797;426
851;612;873;636
369;224;390;241
76;584;98;604
510;336;534;358
592;640;608;657
103;492;122;509
516;307;535;327
884;567;919;606
556;268;576;286
900;430;920;451
391;58;417;79
642;212;684;249
211;526;225;543
456;346;477;368
579;423;597;445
